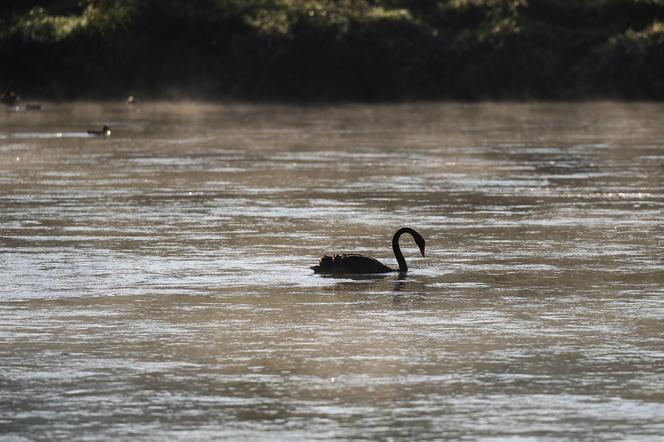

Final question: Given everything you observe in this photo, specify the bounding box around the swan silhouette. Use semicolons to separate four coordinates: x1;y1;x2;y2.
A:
312;227;425;274
87;125;111;136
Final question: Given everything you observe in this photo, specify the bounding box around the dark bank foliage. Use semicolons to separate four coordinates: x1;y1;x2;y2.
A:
1;0;664;100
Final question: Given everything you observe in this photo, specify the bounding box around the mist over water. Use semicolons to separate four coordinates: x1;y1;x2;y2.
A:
1;102;663;440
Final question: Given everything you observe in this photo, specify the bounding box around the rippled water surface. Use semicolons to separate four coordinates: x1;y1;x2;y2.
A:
1;102;663;440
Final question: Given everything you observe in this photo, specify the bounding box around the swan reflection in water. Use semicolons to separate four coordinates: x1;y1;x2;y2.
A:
322;273;418;300
312;227;425;275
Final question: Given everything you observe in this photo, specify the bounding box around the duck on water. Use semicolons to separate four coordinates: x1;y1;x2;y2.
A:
312;227;425;274
87;125;111;136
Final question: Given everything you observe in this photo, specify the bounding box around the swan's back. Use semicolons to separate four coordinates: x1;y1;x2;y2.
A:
311;253;394;274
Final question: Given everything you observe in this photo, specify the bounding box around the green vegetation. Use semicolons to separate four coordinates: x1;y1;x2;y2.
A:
2;0;664;100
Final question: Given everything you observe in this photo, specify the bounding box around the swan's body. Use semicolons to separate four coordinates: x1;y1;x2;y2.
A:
312;227;425;274
87;125;111;136
313;253;394;274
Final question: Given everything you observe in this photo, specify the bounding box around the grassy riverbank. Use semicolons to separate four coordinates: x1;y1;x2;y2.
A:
2;0;664;100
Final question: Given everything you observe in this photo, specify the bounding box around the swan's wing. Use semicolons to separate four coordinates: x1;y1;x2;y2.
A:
333;254;393;274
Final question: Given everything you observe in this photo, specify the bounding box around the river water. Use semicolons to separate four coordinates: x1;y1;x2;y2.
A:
1;102;663;440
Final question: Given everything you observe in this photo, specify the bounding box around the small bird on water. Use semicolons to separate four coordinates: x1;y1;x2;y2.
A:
1;91;20;106
87;125;111;136
312;227;426;274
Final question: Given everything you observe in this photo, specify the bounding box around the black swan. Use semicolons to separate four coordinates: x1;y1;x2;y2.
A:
87;125;111;136
312;227;425;274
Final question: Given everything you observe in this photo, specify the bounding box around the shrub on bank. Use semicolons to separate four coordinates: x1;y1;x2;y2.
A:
1;0;663;100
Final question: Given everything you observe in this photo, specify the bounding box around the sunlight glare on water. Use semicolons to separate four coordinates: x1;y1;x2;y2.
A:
1;102;664;440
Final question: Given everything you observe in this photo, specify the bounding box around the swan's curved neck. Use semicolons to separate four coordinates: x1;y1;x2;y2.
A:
392;227;415;272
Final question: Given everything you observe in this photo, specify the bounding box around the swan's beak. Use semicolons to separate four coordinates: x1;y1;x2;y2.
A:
421;249;425;257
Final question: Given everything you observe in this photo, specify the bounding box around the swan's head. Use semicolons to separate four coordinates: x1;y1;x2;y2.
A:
415;234;425;257
406;229;425;257
396;227;426;258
